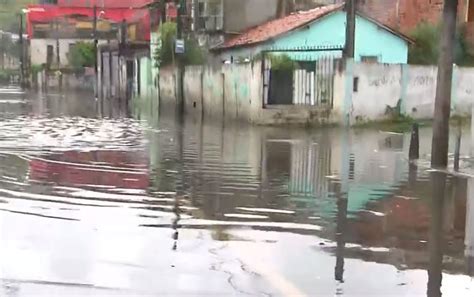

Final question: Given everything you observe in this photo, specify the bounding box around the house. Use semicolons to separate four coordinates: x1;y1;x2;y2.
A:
26;1;150;68
214;3;412;64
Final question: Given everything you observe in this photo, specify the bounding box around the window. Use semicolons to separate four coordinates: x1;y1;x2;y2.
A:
361;56;378;63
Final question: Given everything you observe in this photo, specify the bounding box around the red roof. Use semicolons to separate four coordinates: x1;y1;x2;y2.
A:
221;4;344;49
57;0;151;8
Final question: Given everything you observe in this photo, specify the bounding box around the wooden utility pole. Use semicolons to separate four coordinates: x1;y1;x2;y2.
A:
160;0;167;23
175;0;185;117
344;0;356;59
431;0;459;168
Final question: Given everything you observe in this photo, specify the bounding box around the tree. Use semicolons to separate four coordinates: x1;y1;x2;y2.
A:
153;22;205;67
68;42;96;70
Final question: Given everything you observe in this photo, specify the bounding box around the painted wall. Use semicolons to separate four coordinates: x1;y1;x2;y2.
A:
218;11;409;64
30;38;107;67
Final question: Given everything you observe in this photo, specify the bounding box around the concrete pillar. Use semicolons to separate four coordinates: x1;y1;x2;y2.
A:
343;59;354;126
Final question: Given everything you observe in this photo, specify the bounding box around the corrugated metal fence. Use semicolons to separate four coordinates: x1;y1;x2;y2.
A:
293;57;335;106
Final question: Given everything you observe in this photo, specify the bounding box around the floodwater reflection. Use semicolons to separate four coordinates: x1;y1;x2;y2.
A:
0;89;473;296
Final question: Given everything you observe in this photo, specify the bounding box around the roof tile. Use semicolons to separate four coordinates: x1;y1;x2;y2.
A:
221;3;344;49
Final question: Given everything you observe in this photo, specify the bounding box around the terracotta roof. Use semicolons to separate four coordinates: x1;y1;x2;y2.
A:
220;3;344;50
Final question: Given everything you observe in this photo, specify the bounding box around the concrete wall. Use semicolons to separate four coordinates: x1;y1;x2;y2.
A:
218;11;409;64
162;61;335;125
224;0;278;33
162;61;474;126
352;63;402;122
345;63;474;124
30;38;107;67
159;66;177;107
164;62;263;122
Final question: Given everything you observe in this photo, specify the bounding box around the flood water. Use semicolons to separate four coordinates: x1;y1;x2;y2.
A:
0;87;473;296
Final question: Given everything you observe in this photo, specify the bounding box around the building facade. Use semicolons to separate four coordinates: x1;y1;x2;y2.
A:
26;2;150;68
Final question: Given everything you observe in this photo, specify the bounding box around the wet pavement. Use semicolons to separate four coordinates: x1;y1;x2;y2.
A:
0;87;473;296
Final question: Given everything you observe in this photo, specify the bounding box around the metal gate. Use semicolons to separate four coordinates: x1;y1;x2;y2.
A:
293;57;335;106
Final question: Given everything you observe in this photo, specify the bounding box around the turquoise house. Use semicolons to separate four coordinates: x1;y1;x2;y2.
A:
214;3;412;64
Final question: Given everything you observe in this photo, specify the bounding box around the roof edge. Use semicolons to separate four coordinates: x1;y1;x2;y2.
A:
212;4;345;52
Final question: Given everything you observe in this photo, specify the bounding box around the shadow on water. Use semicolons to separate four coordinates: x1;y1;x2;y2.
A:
0;88;473;295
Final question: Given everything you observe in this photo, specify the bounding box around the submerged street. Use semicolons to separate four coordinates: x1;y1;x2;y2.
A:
0;88;473;296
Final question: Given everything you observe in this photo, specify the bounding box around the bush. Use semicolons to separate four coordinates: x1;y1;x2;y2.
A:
68;42;96;69
408;23;440;65
408;22;474;66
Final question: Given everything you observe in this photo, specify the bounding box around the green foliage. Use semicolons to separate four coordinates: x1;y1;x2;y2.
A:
153;22;205;67
408;23;440;65
408;22;474;66
154;22;177;67
68;42;96;69
269;54;296;71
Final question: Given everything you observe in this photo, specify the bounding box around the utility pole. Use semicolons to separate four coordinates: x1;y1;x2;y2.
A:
93;5;98;98
55;18;62;90
175;0;185;117
19;13;25;88
431;0;459;168
344;0;356;59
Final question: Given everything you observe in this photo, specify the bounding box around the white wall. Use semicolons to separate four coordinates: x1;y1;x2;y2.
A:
344;62;474;123
405;65;437;119
30;38;107;67
352;63;402;122
455;67;474;116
